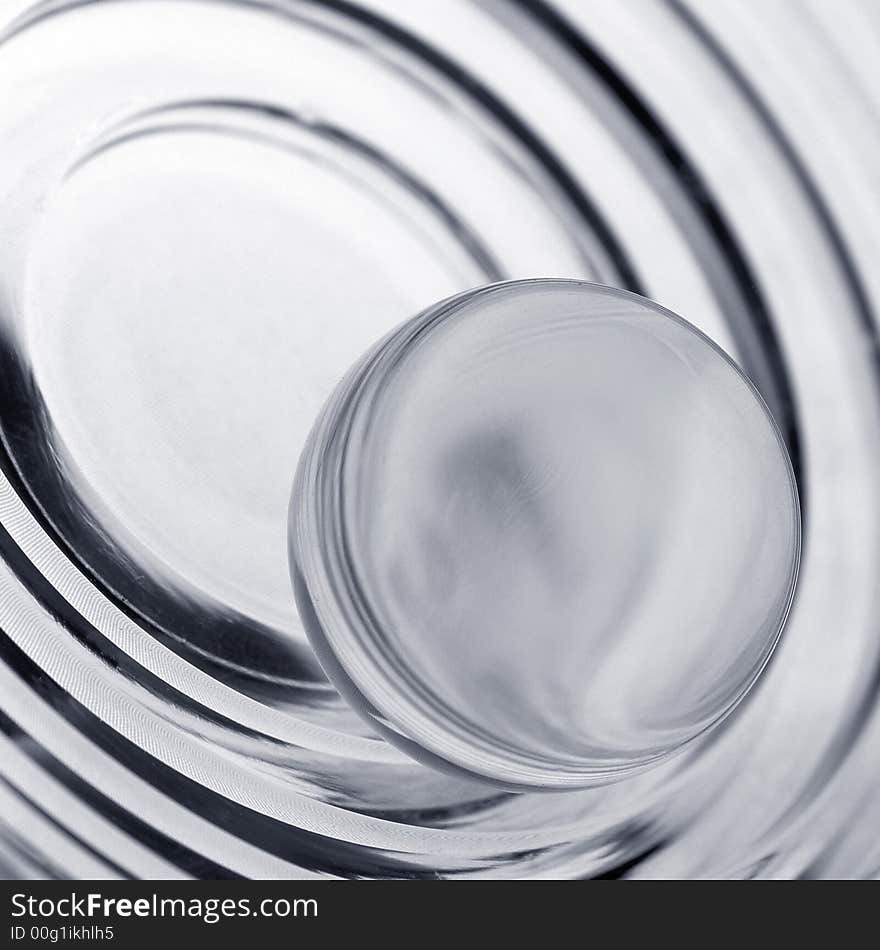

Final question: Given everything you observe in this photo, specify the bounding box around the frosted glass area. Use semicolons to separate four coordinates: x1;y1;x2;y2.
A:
291;280;801;789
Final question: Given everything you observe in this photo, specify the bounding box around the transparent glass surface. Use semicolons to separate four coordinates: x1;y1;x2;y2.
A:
292;280;800;789
0;0;878;879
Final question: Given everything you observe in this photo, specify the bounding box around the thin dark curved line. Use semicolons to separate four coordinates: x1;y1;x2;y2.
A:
0;322;332;695
0;514;298;750
590;841;665;880
667;0;880;796
0;627;488;877
512;0;804;496
307;0;642;287
30;537;505;834
0;770;131;878
668;0;878;354
0;512;506;827
1;0;643;291
0;708;240;879
69;98;505;281
0;0;641;698
0;823;70;879
667;0;880;414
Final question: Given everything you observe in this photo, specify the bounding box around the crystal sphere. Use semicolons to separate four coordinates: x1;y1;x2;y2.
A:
290;280;801;789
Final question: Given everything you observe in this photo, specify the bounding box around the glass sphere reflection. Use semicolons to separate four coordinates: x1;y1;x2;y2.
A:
290;280;801;790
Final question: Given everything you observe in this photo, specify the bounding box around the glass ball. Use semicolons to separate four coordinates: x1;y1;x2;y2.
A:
290;280;801;790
